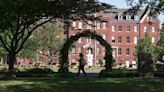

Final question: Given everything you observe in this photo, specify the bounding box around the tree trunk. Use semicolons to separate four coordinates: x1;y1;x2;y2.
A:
8;52;16;71
0;52;17;80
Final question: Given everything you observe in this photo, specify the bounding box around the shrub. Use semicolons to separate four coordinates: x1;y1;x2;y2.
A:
99;69;138;78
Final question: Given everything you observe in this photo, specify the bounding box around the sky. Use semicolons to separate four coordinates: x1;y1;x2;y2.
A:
99;0;164;26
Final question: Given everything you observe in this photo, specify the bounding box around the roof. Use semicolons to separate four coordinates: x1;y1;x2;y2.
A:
96;8;145;23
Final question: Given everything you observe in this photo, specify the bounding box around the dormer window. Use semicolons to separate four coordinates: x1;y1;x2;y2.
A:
118;15;123;20
147;16;153;22
126;15;131;20
134;15;139;21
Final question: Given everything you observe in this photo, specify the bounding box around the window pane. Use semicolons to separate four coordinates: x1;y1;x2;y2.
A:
127;26;130;32
134;26;138;32
79;21;82;29
112;36;115;43
102;21;107;29
118;36;122;43
87;20;92;29
103;34;106;40
126;48;130;55
152;37;155;43
118;26;122;31
72;47;76;54
73;21;76;28
97;21;101;29
134;36;138;44
78;37;82;43
144;26;148;32
87;37;92;43
112;25;115;32
118;48;122;55
126;36;130;43
152;26;156;32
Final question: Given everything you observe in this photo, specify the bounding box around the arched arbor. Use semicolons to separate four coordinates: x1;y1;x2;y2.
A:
58;30;113;73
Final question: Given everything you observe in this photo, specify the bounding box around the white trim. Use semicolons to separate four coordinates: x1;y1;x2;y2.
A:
140;9;150;23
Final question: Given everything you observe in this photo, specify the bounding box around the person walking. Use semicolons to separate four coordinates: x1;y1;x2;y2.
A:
77;53;87;77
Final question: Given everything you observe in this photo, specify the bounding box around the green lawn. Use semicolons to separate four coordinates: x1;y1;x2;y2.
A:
0;77;164;92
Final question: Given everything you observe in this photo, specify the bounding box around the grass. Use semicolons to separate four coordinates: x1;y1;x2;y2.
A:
0;77;164;92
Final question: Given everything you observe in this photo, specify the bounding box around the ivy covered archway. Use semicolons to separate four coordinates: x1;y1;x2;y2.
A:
58;30;113;73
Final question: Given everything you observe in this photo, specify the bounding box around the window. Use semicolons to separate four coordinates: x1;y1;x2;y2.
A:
72;21;76;28
126;15;131;20
112;48;115;57
118;15;123;20
118;36;122;43
144;26;148;32
147;16;153;22
72;47;76;54
112;36;115;43
78;47;82;53
87;20;92;29
112;25;115;32
134;25;138;32
97;21;101;29
78;37;82;43
126;36;130;43
118;26;122;32
102;48;105;56
152;26;156;32
118;48;122;55
126;48;130;55
102;34;106;40
134;36;138;45
102;21;107;29
97;47;100;55
78;21;82;29
152;37;155;43
87;37;92;43
134;15;139;21
127;25;130;32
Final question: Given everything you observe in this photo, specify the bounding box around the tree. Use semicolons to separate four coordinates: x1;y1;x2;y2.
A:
31;22;64;64
135;32;156;59
126;0;164;15
0;0;111;71
156;23;164;61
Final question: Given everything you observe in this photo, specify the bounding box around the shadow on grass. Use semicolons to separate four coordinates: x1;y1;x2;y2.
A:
1;77;164;92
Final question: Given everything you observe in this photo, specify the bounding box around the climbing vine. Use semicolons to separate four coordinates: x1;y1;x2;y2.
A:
58;30;113;73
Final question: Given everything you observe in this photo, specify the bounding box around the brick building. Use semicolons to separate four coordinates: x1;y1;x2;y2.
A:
65;9;160;67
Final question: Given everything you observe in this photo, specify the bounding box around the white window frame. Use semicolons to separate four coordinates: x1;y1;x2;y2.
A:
112;36;115;43
78;37;82;43
144;26;148;32
152;26;156;32
97;21;101;29
102;21;107;29
126;15;131;20
112;25;115;32
72;21;76;28
134;26;138;32
87;37;92;43
134;15;139;21
152;37;155;43
102;34;106;40
78;21;82;29
87;20;92;29
127;25;130;32
134;36;138;45
126;48;130;55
